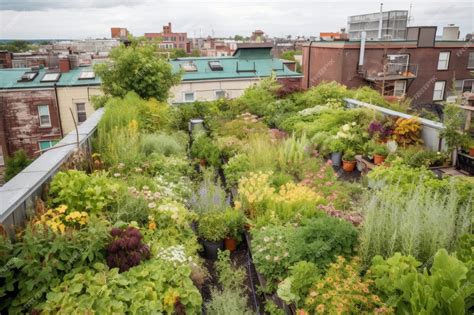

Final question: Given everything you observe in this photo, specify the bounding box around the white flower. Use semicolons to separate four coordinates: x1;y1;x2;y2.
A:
265;255;271;261
113;173;121;177
274;256;280;261
148;202;156;209
263;236;270;243
352;122;357;126
342;124;350;132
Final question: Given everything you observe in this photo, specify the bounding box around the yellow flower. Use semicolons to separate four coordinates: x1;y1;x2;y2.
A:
148;221;157;230
56;205;68;213
316;304;325;313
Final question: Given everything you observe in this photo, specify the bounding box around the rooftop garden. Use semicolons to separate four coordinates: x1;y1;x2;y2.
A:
0;41;473;315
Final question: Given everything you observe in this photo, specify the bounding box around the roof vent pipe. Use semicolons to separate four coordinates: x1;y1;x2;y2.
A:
359;31;366;67
378;3;384;40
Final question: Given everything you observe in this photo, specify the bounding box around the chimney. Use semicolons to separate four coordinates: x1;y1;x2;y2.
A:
59;58;70;73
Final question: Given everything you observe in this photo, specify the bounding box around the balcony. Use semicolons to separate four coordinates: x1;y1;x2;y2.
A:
362;63;418;82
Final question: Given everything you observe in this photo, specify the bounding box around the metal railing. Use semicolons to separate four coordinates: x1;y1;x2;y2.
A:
364;63;418;81
0;108;104;235
344;98;445;151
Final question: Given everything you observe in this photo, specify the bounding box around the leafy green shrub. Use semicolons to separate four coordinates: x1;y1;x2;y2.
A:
41;259;202;314
295;81;352;108
369;249;471;314
288;217;358;270
215;250;246;291
277;261;320;307
359;179;473;266
49;170;120;214
4;149;32;181
223;209;245;240
1;218;110;313
190;134;221;167
141;132;186;157
190;170;229;214
197;211;228;242
235;75;281;117
223;154;250;188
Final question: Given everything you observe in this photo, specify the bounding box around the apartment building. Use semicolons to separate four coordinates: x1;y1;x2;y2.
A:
347;10;408;40
145;23;190;53
111;27;129;40
169;45;302;103
302;26;474;105
0;62;101;163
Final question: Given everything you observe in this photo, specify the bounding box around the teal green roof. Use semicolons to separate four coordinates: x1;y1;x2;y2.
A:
170;48;302;81
0;67;101;89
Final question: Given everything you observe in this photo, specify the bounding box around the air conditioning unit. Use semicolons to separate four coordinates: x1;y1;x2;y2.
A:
446;95;458;103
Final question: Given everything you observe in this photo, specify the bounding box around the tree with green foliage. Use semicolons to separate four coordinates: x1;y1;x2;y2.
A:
0;40;32;53
233;35;245;41
190;49;201;57
280;50;302;72
4;150;32;181
94;38;181;102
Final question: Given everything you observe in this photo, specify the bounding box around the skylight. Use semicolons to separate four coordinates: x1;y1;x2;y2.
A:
209;61;223;71
41;72;61;82
78;71;95;80
181;62;197;72
19;71;38;82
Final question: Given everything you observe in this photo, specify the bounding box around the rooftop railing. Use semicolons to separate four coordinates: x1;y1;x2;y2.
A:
0;108;104;235
363;63;418;82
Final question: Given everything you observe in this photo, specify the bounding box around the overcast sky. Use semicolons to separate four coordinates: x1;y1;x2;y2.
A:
0;0;473;39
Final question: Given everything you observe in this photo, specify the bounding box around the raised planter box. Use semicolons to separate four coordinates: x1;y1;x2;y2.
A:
456;151;474;175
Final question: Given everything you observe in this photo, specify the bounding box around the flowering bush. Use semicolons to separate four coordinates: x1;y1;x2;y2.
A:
237;172;275;219
36;205;89;233
106;227;150;272
251;225;294;287
303;256;392;314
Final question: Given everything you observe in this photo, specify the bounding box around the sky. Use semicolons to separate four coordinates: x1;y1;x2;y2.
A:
0;0;473;39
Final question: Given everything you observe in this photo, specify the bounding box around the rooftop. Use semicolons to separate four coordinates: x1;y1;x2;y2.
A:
0;67;101;90
170;47;302;81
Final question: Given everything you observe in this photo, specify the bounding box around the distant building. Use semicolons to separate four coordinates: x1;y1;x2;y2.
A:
200;37;236;57
319;32;349;41
302;26;474;105
250;30;268;42
347;10;408;40
111;27;129;40
168;45;302;103
0;51;13;69
145;23;190;53
0;63;101;162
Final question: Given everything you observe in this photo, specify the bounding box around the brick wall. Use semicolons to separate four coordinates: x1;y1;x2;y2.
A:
0;89;62;158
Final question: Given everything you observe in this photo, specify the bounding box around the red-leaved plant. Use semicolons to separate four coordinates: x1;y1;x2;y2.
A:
106;226;150;272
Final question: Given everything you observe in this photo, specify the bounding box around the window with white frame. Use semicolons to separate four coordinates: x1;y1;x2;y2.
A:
437;52;450;70
76;103;87;123
393;81;406;97
215;90;226;99
38;105;51;127
468;52;474;69
183;92;195;102
433;81;446;101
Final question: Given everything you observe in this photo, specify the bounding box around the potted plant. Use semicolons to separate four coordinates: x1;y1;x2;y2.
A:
463;137;474;157
327;137;345;167
223;208;244;252
342;149;357;172
373;143;389;165
198;211;227;260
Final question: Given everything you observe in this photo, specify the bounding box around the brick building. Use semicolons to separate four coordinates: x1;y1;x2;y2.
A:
111;27;129;40
302;26;474;105
0;61;101;165
145;23;190;53
0;51;13;69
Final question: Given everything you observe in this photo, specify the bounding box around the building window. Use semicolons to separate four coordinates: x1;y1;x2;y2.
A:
38;140;59;152
76;103;87;123
437;52;450;70
468;52;474;69
38;105;51;127
215;90;226;99
393;81;406;97
463;80;474;93
183;92;195;102
433;81;446;101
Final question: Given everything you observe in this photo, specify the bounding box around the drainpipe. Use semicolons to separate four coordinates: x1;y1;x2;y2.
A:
54;83;64;138
306;40;315;88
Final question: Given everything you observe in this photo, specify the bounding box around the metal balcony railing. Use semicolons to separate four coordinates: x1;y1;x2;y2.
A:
363;63;418;81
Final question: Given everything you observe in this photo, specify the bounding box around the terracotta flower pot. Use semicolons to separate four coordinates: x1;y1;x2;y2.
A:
199;159;207;167
224;237;237;252
342;160;356;172
373;154;386;165
469;147;474;157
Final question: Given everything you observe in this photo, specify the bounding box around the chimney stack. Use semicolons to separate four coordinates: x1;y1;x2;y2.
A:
59;58;70;73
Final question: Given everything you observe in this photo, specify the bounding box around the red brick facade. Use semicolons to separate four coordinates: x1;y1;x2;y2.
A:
0;89;62;159
145;23;189;52
303;40;474;105
0;51;13;69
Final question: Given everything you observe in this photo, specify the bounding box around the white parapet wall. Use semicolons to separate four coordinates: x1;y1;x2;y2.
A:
344;98;446;152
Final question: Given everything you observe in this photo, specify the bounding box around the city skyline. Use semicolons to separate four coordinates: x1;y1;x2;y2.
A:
1;0;473;39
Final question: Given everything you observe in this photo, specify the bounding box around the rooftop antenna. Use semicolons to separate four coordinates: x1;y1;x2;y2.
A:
378;3;384;40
